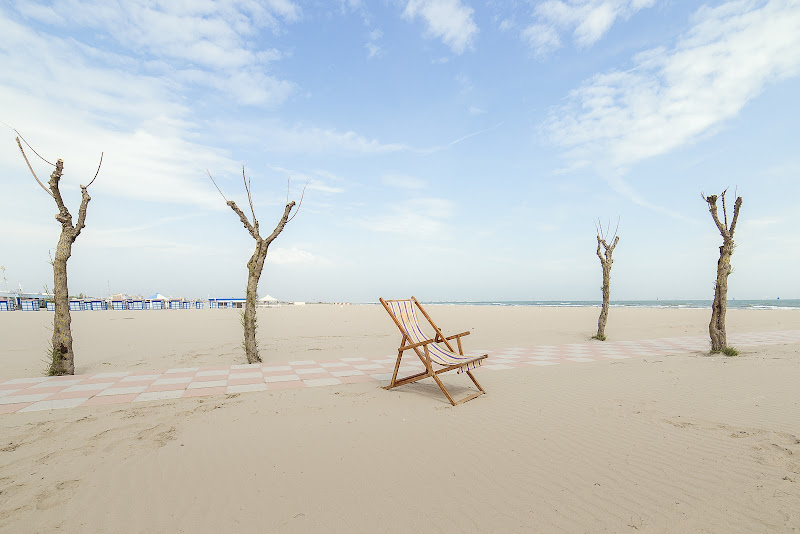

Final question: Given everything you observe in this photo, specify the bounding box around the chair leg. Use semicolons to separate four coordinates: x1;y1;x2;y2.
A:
430;373;457;406
467;370;485;393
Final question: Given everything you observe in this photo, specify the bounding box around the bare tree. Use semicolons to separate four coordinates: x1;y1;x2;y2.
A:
594;219;619;341
208;167;304;364
703;189;742;353
15;134;101;375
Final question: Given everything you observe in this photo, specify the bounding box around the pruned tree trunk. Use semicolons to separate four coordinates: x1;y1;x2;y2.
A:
594;226;619;341
209;168;301;364
15;136;101;375
704;190;742;353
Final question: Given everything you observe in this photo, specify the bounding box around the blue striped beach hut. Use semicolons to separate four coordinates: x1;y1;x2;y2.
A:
69;300;83;311
21;299;40;311
0;299;12;311
169;299;182;310
46;302;55;311
127;299;144;310
88;300;105;311
195;301;204;309
111;300;125;310
151;299;164;310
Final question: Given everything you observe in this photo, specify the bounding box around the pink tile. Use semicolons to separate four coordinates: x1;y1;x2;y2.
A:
0;383;24;390
294;372;333;380
227;376;265;386
267;381;306;390
145;383;189;393
47;390;98;401
131;369;166;375
194;374;230;382
0;403;32;414
182;386;227;398
83;394;139;406
160;371;197;378
263;369;296;377
197;365;231;372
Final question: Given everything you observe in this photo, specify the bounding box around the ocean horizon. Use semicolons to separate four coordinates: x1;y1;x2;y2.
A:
423;299;800;310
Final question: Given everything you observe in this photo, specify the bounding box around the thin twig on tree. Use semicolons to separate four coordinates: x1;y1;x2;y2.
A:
16;137;53;197
14;129;55;166
287;179;309;223
207;170;229;202
86;152;103;188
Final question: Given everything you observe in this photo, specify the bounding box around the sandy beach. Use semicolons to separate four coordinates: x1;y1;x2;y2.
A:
1;305;799;532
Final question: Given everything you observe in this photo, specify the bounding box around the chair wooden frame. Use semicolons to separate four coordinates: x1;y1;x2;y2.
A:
380;296;487;406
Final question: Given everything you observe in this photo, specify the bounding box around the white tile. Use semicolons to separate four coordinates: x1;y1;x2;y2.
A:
295;367;327;375
119;374;161;382
152;376;193;385
529;361;559;366
0;389;23;398
331;370;364;377
230;363;260;370
96;385;149;396
187;380;227;389
91;372;131;378
303;377;342;387
196;369;229;377
5;377;51;384
353;364;383;370
567;357;595;362
261;365;292;372
370;373;393;381
264;374;301;383
0;393;53;404
63;382;115;392
319;362;349;368
18;398;88;412
30;379;83;388
227;383;267;394
341;357;368;362
165;367;199;374
134;390;185;402
288;360;316;366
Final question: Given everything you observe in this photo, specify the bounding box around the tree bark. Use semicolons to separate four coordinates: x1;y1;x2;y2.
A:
595;234;619;340
704;192;742;353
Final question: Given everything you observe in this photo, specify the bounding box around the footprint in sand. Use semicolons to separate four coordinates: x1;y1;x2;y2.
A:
35;479;81;511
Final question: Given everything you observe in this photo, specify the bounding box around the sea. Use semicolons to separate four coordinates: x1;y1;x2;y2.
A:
425;299;800;310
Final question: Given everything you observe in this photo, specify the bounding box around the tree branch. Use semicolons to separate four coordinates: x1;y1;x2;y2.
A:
227;200;260;241
287;179;309;223
85;152;103;188
16;137;53;197
207;170;229;203
728;196;743;237
704;194;728;237
265;201;296;245
73;186;91;239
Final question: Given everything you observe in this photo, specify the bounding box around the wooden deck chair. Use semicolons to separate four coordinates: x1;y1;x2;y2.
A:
380;297;487;405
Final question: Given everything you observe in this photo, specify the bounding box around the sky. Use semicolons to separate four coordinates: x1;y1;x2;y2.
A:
0;0;799;303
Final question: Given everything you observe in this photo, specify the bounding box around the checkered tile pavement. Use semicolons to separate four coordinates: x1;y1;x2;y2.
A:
2;329;799;414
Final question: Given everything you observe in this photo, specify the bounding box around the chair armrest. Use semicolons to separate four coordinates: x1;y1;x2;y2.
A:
399;338;436;352
444;331;470;341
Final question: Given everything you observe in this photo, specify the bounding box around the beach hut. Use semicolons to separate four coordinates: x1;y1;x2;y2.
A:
258;294;280;308
169;299;182;310
151;299;164;310
128;299;144;310
88;300;105;311
0;299;11;311
20;299;40;311
46;302;55;311
195;301;204;309
111;300;125;310
211;298;246;309
209;300;219;309
69;300;83;311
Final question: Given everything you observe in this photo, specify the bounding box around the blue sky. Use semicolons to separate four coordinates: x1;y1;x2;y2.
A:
1;0;799;302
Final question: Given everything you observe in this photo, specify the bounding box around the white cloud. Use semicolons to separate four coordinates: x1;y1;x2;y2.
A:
268;247;323;265
403;0;479;54
353;197;455;240
522;0;656;56
543;0;800;170
381;174;428;190
257;124;410;154
9;1;298;107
